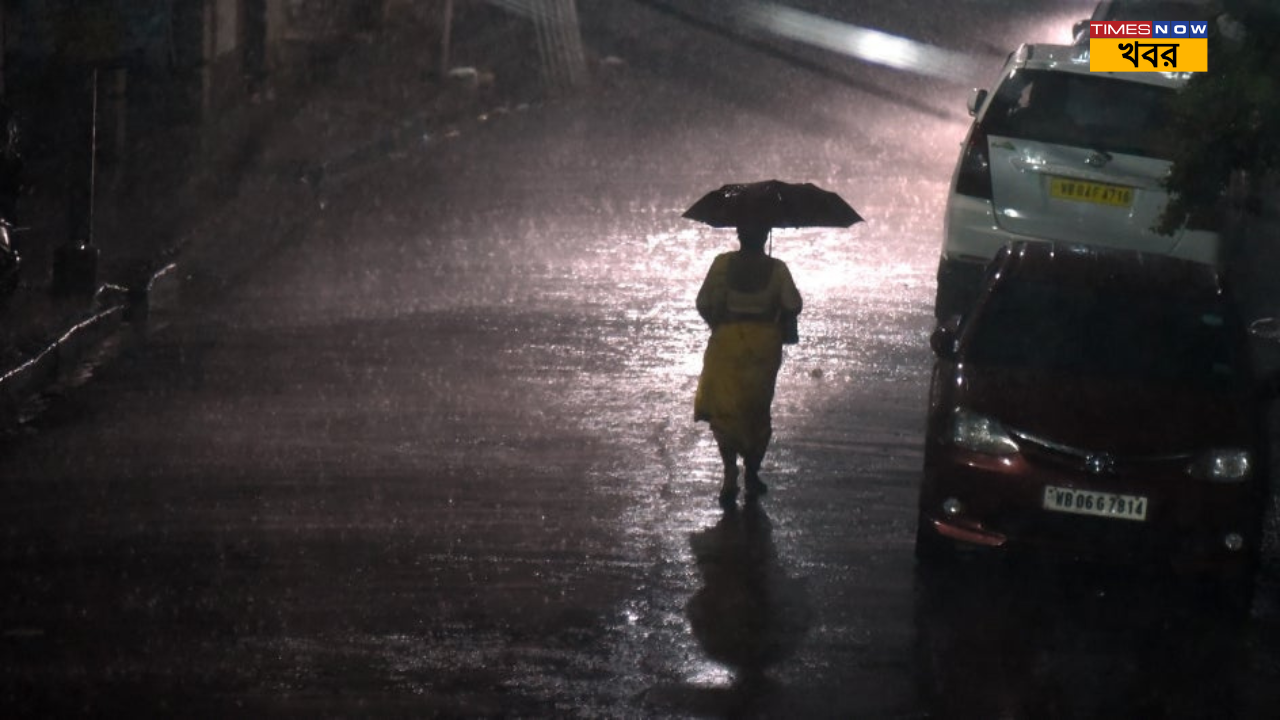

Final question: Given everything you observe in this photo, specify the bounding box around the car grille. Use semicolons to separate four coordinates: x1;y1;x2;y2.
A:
1008;427;1194;477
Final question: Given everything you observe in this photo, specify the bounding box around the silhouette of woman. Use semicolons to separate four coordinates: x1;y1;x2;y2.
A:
694;225;802;508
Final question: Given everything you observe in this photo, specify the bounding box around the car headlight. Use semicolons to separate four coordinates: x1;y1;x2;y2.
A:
1190;449;1252;482
949;408;1019;455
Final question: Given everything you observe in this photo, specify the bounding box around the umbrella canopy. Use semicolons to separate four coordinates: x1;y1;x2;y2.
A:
682;179;863;229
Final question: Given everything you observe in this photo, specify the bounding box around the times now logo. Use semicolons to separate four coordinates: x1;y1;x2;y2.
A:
1089;21;1209;38
1088;20;1208;72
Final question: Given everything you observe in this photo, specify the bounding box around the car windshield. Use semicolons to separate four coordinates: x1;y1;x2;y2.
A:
965;278;1243;387
982;69;1178;159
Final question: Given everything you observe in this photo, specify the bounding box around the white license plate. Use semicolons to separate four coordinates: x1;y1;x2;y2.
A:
1043;486;1148;522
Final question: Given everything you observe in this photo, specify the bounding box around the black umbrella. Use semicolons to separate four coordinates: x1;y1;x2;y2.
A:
682;179;863;229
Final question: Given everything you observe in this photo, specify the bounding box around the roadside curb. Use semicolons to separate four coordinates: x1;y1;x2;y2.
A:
0;261;179;420
0;303;124;417
120;261;181;326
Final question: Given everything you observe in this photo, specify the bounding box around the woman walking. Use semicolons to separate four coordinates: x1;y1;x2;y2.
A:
694;225;802;508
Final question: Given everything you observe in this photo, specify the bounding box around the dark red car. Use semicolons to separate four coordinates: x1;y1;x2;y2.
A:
917;241;1278;598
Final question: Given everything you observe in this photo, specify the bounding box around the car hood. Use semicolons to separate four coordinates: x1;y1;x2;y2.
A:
958;364;1254;456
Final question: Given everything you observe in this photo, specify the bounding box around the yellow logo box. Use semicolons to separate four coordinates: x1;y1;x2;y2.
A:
1089;38;1207;72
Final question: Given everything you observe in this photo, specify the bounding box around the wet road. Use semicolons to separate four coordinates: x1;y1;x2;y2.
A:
4;1;1280;716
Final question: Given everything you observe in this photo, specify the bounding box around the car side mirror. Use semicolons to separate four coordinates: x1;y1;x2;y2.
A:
931;322;959;359
967;88;988;117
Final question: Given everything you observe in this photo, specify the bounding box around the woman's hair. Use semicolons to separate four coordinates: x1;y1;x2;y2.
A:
737;225;769;250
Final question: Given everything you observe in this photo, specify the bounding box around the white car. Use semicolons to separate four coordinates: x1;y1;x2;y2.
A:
935;43;1220;320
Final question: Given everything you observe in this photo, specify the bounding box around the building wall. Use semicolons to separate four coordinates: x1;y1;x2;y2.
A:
215;0;240;57
202;0;241;110
0;0;415;115
1;2;6;97
263;0;297;73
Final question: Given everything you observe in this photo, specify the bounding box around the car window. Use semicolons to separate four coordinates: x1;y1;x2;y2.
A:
965;278;1242;387
982;69;1178;159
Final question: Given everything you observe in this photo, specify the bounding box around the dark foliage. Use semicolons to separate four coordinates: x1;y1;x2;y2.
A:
1158;1;1280;234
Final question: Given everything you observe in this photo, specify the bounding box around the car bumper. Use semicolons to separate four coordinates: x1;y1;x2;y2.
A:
941;193;1224;271
933;254;987;321
919;447;1263;573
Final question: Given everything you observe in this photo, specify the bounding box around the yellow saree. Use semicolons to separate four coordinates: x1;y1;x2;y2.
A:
694;321;783;458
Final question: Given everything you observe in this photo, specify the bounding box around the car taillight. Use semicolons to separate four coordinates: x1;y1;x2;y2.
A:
954;125;992;200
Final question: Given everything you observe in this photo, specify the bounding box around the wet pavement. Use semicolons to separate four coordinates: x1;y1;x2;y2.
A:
3;1;1280;717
